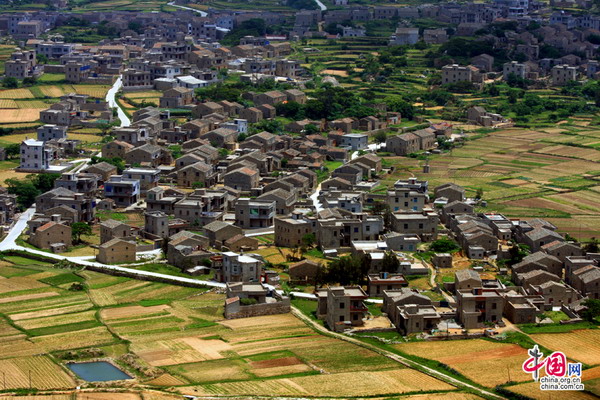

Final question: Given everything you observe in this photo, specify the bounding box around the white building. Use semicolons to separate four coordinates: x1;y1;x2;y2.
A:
20;138;54;170
503;61;528;80
551;64;577;86
389;27;419;45
220;251;262;282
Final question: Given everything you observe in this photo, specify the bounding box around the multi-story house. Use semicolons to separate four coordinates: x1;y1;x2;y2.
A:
387;189;426;212
218;251;263;282
104;176;141;207
122;168;160;192
456;287;504;329
235;198;276;229
318;286;368;332
19;139;55;171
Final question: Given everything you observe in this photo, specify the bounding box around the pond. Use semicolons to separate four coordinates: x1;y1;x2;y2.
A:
67;361;133;382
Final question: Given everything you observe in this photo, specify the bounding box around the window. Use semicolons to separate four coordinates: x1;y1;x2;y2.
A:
339;316;344;322
339;302;345;309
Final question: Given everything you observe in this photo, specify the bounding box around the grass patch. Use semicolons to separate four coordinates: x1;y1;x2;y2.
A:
519;321;598;334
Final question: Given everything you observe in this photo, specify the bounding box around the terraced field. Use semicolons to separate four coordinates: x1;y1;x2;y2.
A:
0;257;473;398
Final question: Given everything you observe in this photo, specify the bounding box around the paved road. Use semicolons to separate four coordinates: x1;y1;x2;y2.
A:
106;76;131;127
0;207;226;289
167;1;208;16
291;306;505;400
314;0;327;10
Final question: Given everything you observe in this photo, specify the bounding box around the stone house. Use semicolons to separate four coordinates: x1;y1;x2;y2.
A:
257;104;276;119
224;282;290;319
289;259;321;285
193;102;224;118
274;216;315;248
541;241;583;263
434;183;465;203
571;266;600;300
201;128;237;148
284;89;307;104
386;132;420;156
203;221;243;247
224;167;260;191
159;87;194;108
224;234;259;252
454;269;482;292
97;238;136;264
254;90;287;106
256;188;296;215
239;107;263;123
432;253;453;268
28;221;72;251
522;228;564;252
177;161;217;188
100;219;131;245
125;144;170;167
84;162;117;182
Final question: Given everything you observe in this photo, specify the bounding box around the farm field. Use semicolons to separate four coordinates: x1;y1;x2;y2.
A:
529;329;600;366
394;339;531;387
383;123;600;240
0;84;110;127
0;257;474;398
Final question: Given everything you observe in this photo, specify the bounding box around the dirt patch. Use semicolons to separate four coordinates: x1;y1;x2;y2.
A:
251;356;303;369
439;344;524;365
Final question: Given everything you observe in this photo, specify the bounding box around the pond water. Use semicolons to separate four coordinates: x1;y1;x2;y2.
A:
67;361;132;382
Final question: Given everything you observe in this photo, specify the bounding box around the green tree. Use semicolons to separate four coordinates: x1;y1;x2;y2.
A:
4;143;20;158
2;77;18;89
584;237;599;253
430;238;460;253
72;222;92;244
36;53;49;64
5;179;40;210
381;251;400;273
475;188;484;200
301;233;316;249
581;299;600;322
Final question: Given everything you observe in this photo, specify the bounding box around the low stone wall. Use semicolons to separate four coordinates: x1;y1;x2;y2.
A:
426;332;484;341
225;297;291;319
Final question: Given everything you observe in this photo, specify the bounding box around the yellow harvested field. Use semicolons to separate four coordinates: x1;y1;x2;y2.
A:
125;91;162;99
530;330;600;366
76;394;141;400
0;169;33;185
0;291;59;305
0;337;44;359
0;99;18;108
0;355;75;389
0;108;40;123
0;276;48;294
39;85;69;97
102;304;170;320
145;373;187;386
74;85;110;98
69;133;102;143
507;381;597;400
0;396;72;400
16;100;54;109
185;369;455;397
0;88;34;99
395;339;530;387
134;337;233;366
10;302;91;320
31;326;115;351
16;310;96;330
